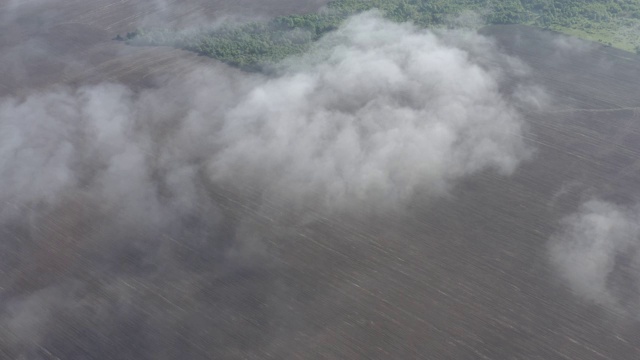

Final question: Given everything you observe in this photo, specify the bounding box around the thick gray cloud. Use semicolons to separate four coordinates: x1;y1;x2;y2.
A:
0;12;544;358
549;200;640;312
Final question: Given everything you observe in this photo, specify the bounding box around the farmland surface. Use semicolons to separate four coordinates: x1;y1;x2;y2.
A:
2;1;640;359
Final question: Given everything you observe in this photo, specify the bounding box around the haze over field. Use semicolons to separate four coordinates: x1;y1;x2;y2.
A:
2;0;640;359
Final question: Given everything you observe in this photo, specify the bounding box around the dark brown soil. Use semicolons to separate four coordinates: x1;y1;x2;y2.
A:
2;2;640;359
0;0;329;96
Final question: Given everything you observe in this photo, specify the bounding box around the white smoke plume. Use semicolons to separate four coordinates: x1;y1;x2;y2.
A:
0;12;545;358
0;12;537;219
209;13;534;214
549;200;640;312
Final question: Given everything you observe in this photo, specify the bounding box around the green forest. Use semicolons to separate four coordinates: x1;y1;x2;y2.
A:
124;0;640;71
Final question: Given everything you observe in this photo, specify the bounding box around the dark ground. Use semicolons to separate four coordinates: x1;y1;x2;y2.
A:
2;1;640;359
0;0;328;96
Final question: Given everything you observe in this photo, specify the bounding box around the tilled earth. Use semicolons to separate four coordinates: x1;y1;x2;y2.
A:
2;1;640;359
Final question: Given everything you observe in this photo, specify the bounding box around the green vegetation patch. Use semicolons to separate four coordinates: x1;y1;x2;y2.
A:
122;0;640;71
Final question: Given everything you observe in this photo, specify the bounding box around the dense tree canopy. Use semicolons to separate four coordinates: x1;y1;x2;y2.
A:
125;0;640;71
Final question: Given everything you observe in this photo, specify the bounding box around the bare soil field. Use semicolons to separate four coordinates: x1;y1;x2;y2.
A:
0;0;328;95
2;1;640;359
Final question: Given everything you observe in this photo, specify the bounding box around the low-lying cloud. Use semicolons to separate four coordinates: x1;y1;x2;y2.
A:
549;200;640;312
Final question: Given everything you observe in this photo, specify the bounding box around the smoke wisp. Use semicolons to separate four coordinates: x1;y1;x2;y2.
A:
549;200;640;313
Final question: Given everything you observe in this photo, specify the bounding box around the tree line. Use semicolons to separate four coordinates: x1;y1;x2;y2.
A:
122;0;640;71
